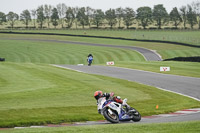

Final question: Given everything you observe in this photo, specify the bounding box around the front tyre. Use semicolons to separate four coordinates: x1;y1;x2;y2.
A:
132;108;141;122
103;109;119;123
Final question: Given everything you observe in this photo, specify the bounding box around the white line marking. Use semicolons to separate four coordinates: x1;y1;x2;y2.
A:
175;111;198;114
157;87;200;102
51;65;86;73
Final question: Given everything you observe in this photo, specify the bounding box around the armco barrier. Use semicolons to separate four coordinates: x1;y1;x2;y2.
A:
164;56;200;62
0;31;200;48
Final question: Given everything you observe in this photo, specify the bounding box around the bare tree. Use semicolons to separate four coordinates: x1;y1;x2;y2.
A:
116;7;124;28
44;4;52;28
31;9;37;27
86;6;95;28
180;6;187;29
191;1;200;29
73;7;79;29
57;3;67;28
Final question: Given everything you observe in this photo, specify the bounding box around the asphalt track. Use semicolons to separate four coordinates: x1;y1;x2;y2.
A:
55;65;200;101
5;38;162;61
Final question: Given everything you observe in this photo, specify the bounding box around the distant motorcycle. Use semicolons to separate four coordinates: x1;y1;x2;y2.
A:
97;97;141;123
87;56;93;66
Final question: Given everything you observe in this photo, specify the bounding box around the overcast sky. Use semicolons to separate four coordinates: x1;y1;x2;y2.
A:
0;0;197;14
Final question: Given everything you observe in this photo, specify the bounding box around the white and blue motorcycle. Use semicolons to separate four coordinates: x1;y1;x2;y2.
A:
97;97;141;123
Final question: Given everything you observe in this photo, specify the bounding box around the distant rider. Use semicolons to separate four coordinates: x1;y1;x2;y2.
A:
87;54;93;66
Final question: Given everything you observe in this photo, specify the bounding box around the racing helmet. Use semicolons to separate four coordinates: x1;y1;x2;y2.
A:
94;91;103;100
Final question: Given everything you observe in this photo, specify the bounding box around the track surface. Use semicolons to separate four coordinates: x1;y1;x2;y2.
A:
6;38;162;61
55;65;200;101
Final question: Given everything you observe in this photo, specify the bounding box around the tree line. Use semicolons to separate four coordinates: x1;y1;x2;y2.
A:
0;1;200;29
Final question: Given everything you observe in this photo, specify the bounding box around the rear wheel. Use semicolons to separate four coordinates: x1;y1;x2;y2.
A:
103;109;119;123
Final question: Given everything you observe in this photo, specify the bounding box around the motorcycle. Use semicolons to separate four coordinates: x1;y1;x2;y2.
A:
97;97;141;123
87;56;93;66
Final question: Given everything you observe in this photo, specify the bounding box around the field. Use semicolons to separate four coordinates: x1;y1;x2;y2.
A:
0;30;200;128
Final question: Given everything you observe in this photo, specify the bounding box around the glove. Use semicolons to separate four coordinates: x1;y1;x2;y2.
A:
110;92;114;97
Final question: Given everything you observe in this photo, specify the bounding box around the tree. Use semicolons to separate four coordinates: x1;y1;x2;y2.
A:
86;7;95;28
170;7;182;29
73;7;79;29
51;8;59;28
105;8;117;28
31;9;37;27
57;3;67;28
116;7;124;28
65;7;75;28
7;11;19;28
187;4;197;29
37;5;45;28
44;4;52;28
0;12;6;25
180;6;187;29
136;6;152;29
93;9;104;28
191;1;200;29
123;7;135;29
77;7;88;28
153;4;168;29
20;9;31;28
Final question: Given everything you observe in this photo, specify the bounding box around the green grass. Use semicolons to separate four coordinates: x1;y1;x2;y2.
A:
115;61;200;78
0;34;199;77
0;38;145;64
0;33;200;61
0;62;199;127
1;121;200;133
1;29;200;46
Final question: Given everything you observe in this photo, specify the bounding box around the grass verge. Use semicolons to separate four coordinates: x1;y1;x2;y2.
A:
1;121;200;133
0;62;199;127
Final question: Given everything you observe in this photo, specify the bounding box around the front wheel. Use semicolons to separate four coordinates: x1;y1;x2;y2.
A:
132;108;141;122
103;109;119;123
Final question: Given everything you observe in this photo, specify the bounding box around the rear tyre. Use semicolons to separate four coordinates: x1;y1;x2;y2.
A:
103;109;119;123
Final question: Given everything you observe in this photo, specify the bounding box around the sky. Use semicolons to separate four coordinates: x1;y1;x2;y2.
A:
0;0;197;14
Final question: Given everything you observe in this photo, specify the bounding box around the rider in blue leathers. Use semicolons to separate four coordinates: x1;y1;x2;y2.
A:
87;54;93;66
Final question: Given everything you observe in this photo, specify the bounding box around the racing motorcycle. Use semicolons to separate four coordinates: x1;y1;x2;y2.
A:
87;56;93;66
97;97;141;123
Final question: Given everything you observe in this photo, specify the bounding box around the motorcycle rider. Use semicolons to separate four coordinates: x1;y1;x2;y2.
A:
94;91;134;114
87;54;93;66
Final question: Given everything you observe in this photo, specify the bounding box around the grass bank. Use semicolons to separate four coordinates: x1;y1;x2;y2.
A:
1;121;200;133
0;62;199;127
1;29;200;46
0;34;200;61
